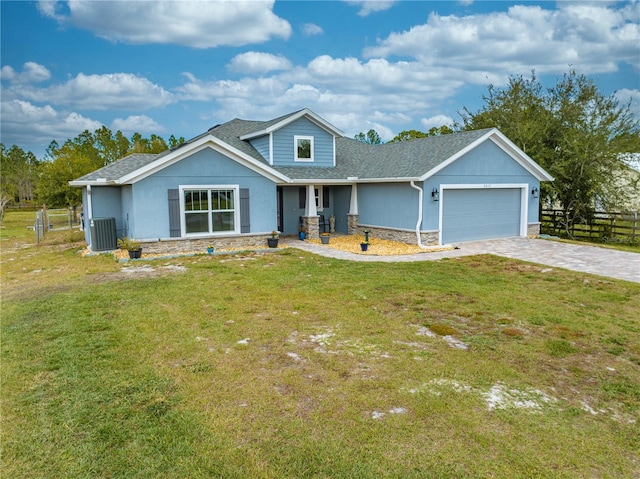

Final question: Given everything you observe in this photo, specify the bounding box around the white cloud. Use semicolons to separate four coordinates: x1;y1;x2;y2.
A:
302;23;324;36
420;114;454;130
228;52;292;74
346;1;398;17
39;0;291;48
177;73;289;103
0;62;51;84
111;115;165;134
364;3;640;79
0;66;16;81
6;72;173;110
295;55;466;101
0;99;102;151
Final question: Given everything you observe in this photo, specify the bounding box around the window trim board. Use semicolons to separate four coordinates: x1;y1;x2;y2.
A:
294;135;314;162
179;184;240;237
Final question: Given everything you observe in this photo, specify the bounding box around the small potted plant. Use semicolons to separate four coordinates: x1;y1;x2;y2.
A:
298;225;306;241
268;230;280;248
118;236;142;259
320;232;330;244
360;240;369;252
207;244;215;254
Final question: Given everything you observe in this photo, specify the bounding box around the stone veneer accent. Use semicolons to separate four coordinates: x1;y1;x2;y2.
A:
301;215;320;239
527;222;541;237
347;214;359;235
354;224;439;246
137;234;272;255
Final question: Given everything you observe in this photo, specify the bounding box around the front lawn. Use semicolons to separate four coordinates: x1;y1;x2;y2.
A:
2;211;639;478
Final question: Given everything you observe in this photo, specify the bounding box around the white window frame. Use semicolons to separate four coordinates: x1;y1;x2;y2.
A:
179;185;240;237
294;135;314;162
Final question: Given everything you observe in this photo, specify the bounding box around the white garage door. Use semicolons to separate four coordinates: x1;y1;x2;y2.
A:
441;188;522;244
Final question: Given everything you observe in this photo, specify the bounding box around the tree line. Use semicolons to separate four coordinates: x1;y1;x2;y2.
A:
355;70;640;229
0;128;185;216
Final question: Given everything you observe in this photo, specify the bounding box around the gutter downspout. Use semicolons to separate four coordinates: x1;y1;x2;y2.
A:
410;181;428;249
86;185;93;220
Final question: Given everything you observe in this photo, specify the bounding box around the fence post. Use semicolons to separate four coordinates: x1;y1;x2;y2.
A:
35;211;42;244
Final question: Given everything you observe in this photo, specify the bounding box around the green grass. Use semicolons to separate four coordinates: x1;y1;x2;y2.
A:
2;211;640;478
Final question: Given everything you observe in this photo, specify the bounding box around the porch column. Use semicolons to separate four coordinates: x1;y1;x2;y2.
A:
347;183;359;235
303;184;319;239
305;184;317;217
349;183;358;215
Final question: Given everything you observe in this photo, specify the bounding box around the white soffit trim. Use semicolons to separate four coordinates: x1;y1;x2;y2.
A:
419;129;554;182
286;177;420;185
69;180;116;186
239;108;344;140
119;135;291;184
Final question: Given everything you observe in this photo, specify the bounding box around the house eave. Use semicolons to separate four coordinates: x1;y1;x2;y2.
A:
240;108;344;140
68;179;117;187
418;128;554;182
117;135;292;185
283;176;421;185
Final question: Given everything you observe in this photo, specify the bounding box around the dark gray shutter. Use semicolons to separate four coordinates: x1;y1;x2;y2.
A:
323;186;330;209
299;187;306;209
168;189;181;237
240;188;250;233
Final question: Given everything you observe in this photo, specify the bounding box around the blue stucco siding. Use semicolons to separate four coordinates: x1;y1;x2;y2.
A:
120;185;133;238
272;118;335;167
422;139;541;230
129;147;277;239
83;186;123;249
358;183;419;230
91;186;123;235
438;140;533;178
250;135;270;164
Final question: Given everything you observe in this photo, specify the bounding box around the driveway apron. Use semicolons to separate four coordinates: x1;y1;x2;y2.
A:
282;237;640;283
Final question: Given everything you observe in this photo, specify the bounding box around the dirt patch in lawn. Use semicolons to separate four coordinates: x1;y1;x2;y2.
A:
89;264;188;283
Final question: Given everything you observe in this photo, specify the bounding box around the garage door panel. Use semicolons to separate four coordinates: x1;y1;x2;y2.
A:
442;188;521;244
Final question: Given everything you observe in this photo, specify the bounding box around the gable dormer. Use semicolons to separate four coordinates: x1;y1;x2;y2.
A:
239;109;343;167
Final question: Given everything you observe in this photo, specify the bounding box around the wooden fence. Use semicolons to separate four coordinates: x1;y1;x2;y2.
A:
540;209;639;244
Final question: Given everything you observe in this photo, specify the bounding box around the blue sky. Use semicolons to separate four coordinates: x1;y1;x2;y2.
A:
1;0;639;159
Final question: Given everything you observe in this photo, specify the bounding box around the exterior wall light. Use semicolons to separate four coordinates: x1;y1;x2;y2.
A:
531;186;539;198
432;188;439;201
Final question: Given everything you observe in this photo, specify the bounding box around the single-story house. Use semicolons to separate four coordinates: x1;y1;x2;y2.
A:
70;108;553;253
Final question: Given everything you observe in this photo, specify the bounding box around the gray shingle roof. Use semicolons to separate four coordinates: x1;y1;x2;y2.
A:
71;110;494;184
272;129;493;180
207;117;492;180
73;153;162;182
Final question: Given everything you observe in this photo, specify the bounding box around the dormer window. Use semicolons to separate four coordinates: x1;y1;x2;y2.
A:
295;135;314;162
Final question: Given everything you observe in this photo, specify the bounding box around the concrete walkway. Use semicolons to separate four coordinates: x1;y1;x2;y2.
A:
281;236;640;283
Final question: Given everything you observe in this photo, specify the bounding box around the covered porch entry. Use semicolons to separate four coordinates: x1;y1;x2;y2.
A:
277;184;357;239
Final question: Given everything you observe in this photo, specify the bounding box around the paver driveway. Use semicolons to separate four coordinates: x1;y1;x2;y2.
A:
452;237;640;283
283;236;640;283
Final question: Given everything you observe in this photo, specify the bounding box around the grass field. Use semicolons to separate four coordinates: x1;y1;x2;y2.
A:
2;211;639;478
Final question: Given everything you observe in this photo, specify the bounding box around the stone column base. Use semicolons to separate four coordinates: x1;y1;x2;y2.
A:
347;214;359;235
527;222;541;237
302;216;320;239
